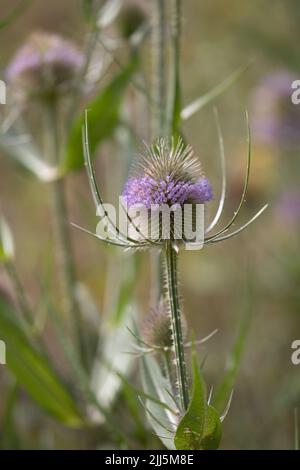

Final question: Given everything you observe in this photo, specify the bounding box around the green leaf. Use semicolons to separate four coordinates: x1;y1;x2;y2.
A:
213;274;254;412
0;217;14;263
174;353;207;450
200;405;222;450
0;134;58;182
62;59;136;174
141;354;178;450
181;63;251;121
89;305;136;422
0;299;83;427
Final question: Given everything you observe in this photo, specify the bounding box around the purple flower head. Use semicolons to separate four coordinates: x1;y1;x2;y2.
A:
122;139;213;209
251;70;300;148
276;188;300;226
6;32;84;100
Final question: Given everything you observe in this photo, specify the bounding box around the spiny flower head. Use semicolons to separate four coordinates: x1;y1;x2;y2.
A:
142;298;173;349
6;32;84;101
122;138;213;209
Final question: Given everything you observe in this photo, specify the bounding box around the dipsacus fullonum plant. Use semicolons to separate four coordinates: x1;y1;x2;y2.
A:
76;107;268;449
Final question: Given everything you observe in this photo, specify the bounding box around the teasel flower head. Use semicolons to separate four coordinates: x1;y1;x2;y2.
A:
123;138;213;209
6;32;84;102
74;111;268;251
142;297;187;350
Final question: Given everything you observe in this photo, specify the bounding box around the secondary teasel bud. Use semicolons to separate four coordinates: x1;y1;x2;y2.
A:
121;138;213;246
142;298;173;349
142;297;187;350
6;32;84;102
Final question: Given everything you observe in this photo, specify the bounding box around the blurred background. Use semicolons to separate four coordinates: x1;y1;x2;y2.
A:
0;0;299;450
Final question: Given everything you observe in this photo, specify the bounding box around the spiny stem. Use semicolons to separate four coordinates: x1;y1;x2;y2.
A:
164;243;189;411
167;0;181;136
151;0;167;300
46;102;86;367
151;0;166;138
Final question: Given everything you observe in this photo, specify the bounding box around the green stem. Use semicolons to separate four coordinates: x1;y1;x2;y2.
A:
46;103;86;367
151;0;167;300
66;25;99;130
151;0;166;138
164;243;189;411
167;0;181;137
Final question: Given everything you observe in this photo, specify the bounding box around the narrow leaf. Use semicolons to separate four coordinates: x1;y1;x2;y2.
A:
141;354;177;450
181;63;251;121
0;299;83;427
0;217;14;263
62;59;136;173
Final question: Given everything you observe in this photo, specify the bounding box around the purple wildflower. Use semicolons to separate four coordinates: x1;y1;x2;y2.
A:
122;139;213;209
6;32;84;100
276;188;300;226
251;71;300;148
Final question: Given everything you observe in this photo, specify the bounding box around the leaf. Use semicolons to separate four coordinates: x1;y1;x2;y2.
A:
174;353;207;450
89;305;136;423
62;59;136;174
0;134;58;182
0;217;14;263
200;405;222;450
181;63;251;121
97;0;122;29
0;299;83;427
140;354;178;450
213;273;254;412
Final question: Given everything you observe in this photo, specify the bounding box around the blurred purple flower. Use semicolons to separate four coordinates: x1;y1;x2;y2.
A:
251;71;300;148
6;32;84;100
276;188;300;225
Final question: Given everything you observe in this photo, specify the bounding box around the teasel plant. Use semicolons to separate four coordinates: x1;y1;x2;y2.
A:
0;0;268;451
73;91;268;448
71;0;268;451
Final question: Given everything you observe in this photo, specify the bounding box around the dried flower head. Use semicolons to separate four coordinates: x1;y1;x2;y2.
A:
6;32;84;101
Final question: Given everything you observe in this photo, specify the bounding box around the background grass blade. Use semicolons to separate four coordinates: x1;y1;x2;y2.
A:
181;63;250;121
0;299;83;428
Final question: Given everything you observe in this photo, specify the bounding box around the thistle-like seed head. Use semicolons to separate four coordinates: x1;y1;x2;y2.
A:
6;32;84;102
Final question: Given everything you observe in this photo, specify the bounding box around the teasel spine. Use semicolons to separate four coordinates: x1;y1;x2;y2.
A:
164;242;189;411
